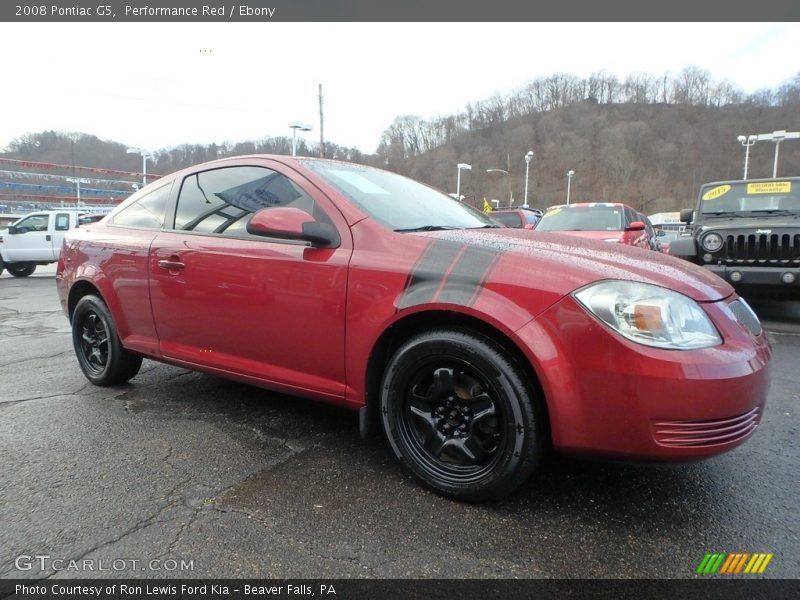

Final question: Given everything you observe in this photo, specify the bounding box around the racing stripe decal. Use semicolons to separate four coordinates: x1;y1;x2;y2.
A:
436;245;502;306
397;239;502;310
397;239;463;309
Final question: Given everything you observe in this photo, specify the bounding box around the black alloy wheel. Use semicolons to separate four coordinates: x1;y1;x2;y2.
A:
71;295;143;386
381;329;544;501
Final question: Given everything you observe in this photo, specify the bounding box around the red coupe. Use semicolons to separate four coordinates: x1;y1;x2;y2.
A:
56;156;771;501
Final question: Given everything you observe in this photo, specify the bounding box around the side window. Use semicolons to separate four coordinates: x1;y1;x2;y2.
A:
14;214;49;233
173;166;330;238
55;213;70;231
112;183;170;229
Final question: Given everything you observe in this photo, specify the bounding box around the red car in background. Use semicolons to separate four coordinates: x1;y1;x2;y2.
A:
56;156;770;501
490;207;542;229
535;202;657;250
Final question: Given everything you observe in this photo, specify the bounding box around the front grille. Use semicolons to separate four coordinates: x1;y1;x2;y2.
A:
721;232;800;264
728;299;763;336
652;406;761;448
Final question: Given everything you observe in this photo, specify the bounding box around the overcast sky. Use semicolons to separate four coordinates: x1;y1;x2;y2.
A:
2;22;798;155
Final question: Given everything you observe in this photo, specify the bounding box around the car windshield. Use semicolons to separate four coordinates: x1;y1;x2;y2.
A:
302;160;495;231
535;206;623;232
699;180;800;214
491;212;522;227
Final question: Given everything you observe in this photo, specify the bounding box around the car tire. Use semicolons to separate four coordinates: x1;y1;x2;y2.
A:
72;294;143;386
7;263;36;277
380;328;545;502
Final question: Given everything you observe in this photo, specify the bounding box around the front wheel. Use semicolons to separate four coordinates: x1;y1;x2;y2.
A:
7;263;36;277
380;329;545;502
72;294;142;386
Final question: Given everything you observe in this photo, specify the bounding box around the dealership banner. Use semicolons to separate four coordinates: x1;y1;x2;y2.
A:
2;579;799;600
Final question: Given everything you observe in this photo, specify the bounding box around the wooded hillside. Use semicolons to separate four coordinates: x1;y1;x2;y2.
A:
2;67;798;213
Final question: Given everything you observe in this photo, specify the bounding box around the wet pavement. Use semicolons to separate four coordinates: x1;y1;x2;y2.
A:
1;267;798;579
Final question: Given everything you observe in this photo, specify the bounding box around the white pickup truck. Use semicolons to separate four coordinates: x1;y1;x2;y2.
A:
0;210;104;277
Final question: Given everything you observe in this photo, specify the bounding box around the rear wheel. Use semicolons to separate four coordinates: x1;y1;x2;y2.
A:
380;329;544;502
7;263;36;277
72;294;142;386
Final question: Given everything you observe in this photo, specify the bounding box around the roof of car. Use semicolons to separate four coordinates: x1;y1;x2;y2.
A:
493;207;539;212
546;202;630;210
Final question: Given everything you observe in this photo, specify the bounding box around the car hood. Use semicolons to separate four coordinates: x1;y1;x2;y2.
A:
415;228;732;302
696;214;800;230
542;229;624;242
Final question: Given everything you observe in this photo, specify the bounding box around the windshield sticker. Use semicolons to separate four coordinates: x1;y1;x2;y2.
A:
542;208;561;218
326;170;390;195
747;182;791;194
702;185;731;201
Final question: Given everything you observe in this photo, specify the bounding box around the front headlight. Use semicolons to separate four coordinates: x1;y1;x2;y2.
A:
574;280;722;350
701;232;723;252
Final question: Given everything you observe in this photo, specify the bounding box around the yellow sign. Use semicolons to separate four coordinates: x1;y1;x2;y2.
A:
747;182;791;194
702;185;731;201
482;198;493;213
542;208;562;218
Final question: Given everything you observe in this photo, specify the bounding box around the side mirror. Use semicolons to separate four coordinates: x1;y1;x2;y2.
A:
626;221;646;231
656;229;666;237
246;207;340;247
7;225;19;234
679;208;694;224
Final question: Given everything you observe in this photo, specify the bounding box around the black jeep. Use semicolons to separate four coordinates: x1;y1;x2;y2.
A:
670;177;800;299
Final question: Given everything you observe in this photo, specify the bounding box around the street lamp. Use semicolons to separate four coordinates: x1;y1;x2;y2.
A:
455;163;472;202
66;177;90;206
126;147;152;186
523;151;534;208
737;135;758;180
288;121;313;157
754;129;800;178
566;170;575;205
486;168;512;206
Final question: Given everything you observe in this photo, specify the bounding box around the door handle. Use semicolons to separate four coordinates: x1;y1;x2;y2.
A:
46;234;51;241
157;259;185;270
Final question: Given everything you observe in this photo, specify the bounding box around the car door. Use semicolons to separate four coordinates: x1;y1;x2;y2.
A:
5;213;53;261
148;161;351;400
51;212;73;259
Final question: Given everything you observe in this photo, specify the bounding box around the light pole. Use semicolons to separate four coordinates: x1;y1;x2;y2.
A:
126;147;151;186
523;150;534;208
736;135;757;180
66;177;90;206
455;163;472;202
487;168;512;206
753;130;800;178
289;121;313;157
566;170;575;205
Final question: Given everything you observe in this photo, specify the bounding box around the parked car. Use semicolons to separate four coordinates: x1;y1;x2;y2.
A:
535;202;656;250
0;210;89;277
670;177;800;299
56;156;770;501
490;207;542;229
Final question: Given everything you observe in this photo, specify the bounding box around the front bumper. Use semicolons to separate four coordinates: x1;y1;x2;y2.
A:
516;293;771;461
703;264;800;288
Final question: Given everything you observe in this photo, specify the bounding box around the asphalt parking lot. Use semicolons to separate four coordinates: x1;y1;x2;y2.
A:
1;265;798;579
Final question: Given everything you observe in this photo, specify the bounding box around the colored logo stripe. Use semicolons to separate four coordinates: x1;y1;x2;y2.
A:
697;552;773;574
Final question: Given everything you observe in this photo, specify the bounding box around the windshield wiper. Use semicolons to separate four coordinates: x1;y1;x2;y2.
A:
747;209;798;216
702;211;748;217
394;225;461;232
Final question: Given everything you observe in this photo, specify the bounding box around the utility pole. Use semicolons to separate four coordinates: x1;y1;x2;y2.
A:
319;83;325;158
